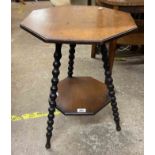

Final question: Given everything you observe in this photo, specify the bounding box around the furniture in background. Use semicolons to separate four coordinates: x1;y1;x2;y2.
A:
14;0;39;5
20;5;136;149
88;0;92;5
91;0;144;72
14;0;26;4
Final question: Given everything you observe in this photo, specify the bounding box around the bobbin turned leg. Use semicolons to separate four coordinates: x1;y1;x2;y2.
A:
45;43;62;149
68;44;76;78
100;44;121;131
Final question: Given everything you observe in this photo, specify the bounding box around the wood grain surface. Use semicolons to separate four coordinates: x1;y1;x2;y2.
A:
56;77;109;115
20;5;137;44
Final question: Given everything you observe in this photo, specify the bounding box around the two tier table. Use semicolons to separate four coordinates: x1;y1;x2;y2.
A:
20;5;137;149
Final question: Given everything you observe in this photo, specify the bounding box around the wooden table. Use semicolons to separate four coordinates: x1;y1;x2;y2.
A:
92;0;144;72
96;0;144;13
20;5;137;149
98;0;144;6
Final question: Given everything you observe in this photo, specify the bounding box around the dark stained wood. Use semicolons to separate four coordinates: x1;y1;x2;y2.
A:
91;44;97;58
56;77;109;115
68;44;76;77
20;5;137;44
46;43;62;149
101;44;121;131
88;0;92;5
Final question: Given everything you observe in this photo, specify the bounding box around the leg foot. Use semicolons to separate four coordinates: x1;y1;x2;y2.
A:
45;138;51;149
91;44;96;58
116;125;121;131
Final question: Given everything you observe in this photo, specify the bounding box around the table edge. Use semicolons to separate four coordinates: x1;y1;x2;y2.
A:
20;24;137;44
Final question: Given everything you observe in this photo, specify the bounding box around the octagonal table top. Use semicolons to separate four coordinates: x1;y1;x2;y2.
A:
20;5;137;44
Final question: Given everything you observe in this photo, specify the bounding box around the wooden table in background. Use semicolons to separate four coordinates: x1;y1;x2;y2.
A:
91;0;144;72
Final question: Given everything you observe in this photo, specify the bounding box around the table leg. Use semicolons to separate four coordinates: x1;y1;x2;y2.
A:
91;44;97;58
109;40;117;73
68;44;76;78
88;0;92;5
46;43;62;149
100;44;121;131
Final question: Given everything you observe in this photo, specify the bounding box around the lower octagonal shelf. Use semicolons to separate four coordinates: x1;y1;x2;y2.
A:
56;76;110;115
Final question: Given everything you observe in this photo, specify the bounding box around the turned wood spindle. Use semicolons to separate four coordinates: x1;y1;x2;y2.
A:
68;44;76;78
101;44;121;131
46;43;62;149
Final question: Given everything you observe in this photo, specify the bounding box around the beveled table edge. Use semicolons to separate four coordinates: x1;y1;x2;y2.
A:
20;24;137;44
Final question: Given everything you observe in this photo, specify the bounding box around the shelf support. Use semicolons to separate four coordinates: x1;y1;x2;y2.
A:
101;44;121;131
46;43;62;149
68;43;76;77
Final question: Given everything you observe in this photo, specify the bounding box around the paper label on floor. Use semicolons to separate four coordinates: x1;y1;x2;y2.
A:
77;108;86;113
